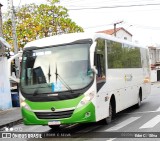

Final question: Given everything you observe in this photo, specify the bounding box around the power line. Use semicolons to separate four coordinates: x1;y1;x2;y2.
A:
67;3;160;10
125;23;160;30
84;23;113;29
64;0;160;7
83;21;160;30
61;0;160;6
60;0;83;5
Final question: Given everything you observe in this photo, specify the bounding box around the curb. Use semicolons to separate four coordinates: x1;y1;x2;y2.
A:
0;118;23;131
0;108;22;130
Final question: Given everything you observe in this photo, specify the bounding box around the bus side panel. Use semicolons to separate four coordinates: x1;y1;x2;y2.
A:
105;69;142;113
95;68;150;121
95;83;109;121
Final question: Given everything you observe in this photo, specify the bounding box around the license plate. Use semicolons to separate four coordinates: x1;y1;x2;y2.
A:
48;121;61;125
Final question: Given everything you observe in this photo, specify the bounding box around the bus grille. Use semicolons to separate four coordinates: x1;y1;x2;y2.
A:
34;110;74;119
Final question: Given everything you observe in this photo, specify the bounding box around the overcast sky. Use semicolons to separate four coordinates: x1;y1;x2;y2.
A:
1;0;160;46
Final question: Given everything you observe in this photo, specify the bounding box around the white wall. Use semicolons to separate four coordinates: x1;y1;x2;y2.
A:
0;57;12;110
151;70;157;82
149;49;156;65
156;50;160;62
116;30;132;42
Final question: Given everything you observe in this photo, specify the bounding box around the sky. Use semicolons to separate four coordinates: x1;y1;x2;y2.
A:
1;0;160;46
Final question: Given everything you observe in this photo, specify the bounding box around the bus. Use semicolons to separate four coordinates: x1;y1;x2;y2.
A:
11;32;151;129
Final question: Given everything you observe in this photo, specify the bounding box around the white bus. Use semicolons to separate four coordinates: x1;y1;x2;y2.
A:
9;32;151;129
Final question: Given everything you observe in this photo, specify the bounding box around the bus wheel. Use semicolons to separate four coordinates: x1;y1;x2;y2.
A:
49;125;60;130
105;103;112;124
135;93;141;108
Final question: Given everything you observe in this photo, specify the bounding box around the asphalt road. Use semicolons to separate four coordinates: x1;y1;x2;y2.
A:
1;83;160;141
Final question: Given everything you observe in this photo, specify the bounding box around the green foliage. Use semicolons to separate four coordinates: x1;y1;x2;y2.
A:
2;0;83;49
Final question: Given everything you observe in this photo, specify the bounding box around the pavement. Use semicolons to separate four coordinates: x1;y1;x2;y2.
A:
0;107;22;130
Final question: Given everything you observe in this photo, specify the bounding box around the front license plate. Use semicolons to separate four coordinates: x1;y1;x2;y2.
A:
48;121;61;125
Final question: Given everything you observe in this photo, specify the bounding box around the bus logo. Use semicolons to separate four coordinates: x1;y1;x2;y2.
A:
51;107;55;111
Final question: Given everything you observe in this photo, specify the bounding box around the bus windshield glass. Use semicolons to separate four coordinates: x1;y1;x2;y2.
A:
20;43;94;95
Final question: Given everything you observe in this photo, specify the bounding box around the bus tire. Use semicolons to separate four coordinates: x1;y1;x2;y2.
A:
49;125;60;130
105;103;112;124
135;91;141;108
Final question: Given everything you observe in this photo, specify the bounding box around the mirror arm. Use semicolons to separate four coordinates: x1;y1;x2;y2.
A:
8;52;22;83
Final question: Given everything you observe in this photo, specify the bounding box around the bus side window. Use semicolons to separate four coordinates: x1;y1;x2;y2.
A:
94;53;104;78
94;39;106;92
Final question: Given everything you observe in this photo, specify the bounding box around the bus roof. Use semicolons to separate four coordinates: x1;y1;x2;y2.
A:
24;32;147;49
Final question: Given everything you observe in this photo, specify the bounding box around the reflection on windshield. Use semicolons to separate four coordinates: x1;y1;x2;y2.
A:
21;43;94;94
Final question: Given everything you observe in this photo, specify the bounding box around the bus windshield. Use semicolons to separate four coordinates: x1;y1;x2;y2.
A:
20;43;94;95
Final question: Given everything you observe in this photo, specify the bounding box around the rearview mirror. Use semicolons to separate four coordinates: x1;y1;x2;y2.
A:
8;52;22;83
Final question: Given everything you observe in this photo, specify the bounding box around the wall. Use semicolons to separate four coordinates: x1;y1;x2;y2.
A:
151;70;157;82
116;30;132;42
156;50;160;62
149;49;156;65
0;57;12;110
149;48;160;65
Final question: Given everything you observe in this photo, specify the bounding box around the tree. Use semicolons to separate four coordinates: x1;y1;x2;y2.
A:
2;0;83;49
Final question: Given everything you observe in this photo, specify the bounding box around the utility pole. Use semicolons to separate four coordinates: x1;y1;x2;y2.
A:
8;0;19;77
113;21;123;37
0;3;5;56
0;3;3;37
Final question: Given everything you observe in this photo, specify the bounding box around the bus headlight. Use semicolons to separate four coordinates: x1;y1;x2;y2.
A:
77;91;95;108
20;101;31;111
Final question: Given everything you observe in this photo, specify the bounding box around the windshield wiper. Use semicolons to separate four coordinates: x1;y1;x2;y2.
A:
55;63;73;93
48;64;51;83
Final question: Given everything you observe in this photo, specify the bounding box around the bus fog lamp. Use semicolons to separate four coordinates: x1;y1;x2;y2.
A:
85;112;91;118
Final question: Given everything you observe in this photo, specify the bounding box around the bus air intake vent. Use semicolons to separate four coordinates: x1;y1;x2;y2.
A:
34;110;74;119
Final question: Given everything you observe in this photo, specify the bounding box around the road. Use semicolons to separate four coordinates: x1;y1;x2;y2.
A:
1;83;160;141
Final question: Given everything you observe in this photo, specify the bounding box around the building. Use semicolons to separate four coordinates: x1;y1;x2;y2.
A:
0;3;4;56
149;46;160;68
0;37;12;110
148;46;160;82
0;3;12;110
97;27;132;42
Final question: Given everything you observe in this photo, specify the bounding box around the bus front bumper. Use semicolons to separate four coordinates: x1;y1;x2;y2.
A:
21;102;96;125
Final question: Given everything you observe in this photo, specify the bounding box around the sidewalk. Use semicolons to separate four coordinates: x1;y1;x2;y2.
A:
0;108;22;129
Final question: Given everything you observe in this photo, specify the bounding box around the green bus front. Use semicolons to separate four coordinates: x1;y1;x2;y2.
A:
20;39;97;126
